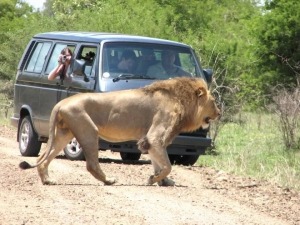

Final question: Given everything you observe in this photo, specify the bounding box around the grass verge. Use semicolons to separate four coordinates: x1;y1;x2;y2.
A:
199;112;300;190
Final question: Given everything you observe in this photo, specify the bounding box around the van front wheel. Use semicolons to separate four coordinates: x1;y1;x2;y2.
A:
120;152;141;161
64;138;85;161
19;116;41;156
168;154;200;166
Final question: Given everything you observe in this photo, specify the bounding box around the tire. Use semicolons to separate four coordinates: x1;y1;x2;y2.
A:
168;154;200;166
120;152;141;161
64;138;85;161
19;116;41;156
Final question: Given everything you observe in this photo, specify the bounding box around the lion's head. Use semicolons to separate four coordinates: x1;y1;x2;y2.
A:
182;78;220;132
197;91;220;129
143;77;220;132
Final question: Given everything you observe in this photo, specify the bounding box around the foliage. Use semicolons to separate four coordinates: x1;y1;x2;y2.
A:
202;0;262;109
255;0;300;87
0;0;32;20
0;0;33;79
0;12;57;80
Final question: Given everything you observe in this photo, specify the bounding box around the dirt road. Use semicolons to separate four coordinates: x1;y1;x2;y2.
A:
0;125;299;225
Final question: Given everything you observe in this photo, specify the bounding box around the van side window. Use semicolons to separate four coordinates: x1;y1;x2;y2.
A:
74;46;97;77
25;42;51;73
45;43;75;75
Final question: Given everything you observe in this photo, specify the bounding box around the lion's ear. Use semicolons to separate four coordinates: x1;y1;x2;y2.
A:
196;87;207;97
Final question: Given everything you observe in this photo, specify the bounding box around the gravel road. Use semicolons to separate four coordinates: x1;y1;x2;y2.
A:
0;125;299;225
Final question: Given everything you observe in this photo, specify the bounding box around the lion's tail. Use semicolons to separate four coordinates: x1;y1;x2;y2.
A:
19;105;60;170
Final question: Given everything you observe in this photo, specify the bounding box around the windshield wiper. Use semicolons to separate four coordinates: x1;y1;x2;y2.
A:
112;74;155;82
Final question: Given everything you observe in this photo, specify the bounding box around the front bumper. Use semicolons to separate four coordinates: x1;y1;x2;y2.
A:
99;135;211;156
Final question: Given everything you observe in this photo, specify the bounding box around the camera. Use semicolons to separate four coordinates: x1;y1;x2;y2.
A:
61;55;67;64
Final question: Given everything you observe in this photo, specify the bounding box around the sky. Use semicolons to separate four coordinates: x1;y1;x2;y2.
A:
24;0;46;10
23;0;265;10
23;0;265;11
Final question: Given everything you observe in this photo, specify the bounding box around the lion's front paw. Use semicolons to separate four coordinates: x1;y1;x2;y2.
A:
104;177;116;185
157;178;175;187
42;178;57;185
147;175;156;185
147;176;175;186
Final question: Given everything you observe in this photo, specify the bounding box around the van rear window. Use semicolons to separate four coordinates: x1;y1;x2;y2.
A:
25;42;51;73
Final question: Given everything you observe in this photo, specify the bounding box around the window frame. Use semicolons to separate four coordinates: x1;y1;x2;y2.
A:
24;41;52;74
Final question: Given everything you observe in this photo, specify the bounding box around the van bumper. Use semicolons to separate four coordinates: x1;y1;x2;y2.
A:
100;135;211;156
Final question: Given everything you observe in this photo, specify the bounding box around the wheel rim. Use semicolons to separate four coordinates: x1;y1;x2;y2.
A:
66;138;82;155
20;121;29;153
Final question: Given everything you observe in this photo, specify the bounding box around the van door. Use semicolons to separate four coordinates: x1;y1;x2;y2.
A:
38;43;76;136
39;44;98;136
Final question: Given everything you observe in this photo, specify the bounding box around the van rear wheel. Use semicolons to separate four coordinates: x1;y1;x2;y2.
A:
19;116;41;156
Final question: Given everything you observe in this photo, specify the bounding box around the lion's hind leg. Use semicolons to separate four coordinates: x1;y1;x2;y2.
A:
37;128;73;185
71;124;116;185
81;141;116;185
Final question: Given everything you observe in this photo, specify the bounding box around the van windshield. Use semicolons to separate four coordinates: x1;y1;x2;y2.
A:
102;42;203;80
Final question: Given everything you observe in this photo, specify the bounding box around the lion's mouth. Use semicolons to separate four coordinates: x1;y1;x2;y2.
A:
204;117;211;124
201;117;211;129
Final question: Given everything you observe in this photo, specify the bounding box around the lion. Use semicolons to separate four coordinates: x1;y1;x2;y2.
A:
19;77;220;186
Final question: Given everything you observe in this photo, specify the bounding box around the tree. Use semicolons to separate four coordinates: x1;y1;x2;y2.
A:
0;0;36;79
197;0;262;109
255;0;300;87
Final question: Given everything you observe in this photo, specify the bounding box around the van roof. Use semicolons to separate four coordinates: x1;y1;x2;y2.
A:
34;31;190;48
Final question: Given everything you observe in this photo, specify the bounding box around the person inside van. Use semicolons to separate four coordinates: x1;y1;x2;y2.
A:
147;50;190;79
48;47;73;80
114;50;137;73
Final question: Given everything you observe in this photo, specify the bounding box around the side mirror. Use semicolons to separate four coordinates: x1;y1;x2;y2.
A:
203;69;213;83
71;59;85;76
70;59;90;82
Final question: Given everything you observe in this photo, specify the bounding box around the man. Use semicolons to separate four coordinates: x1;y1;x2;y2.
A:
147;50;190;79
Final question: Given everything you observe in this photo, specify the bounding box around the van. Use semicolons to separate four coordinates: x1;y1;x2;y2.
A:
11;31;213;165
